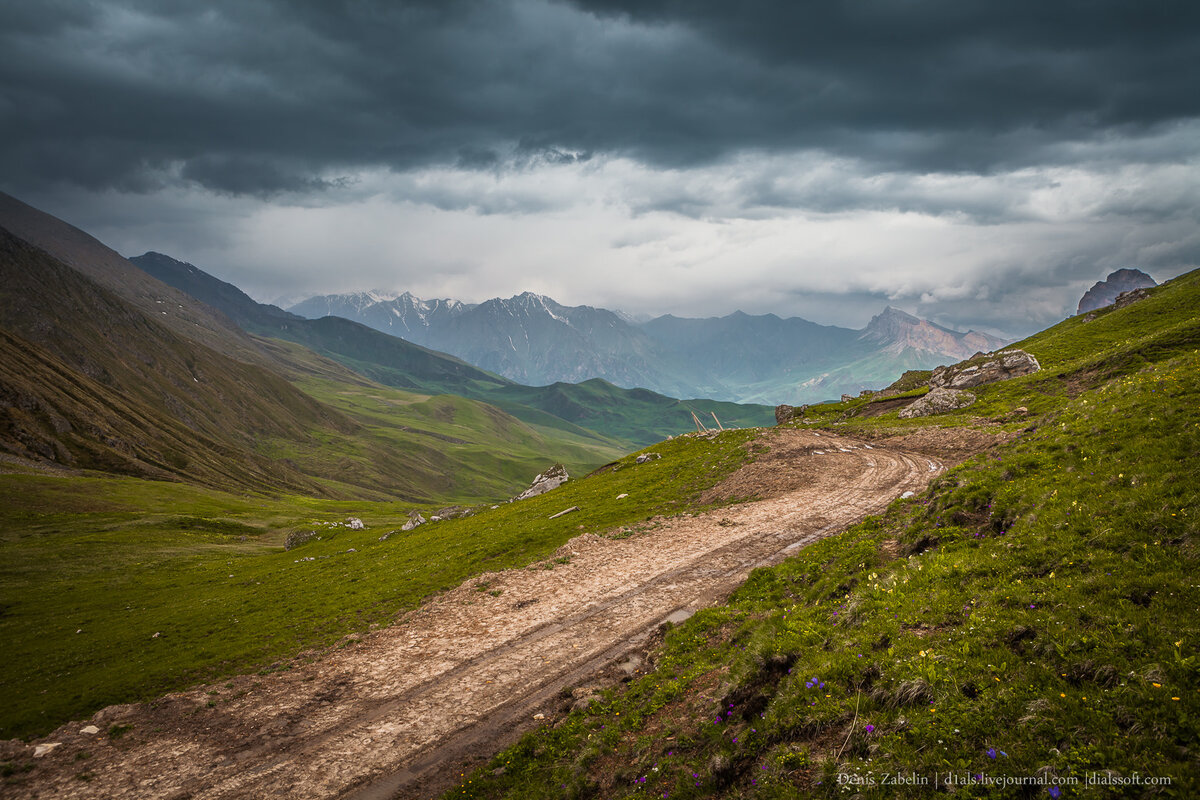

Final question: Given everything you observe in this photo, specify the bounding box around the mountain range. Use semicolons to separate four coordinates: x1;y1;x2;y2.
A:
0;192;774;500
289;291;1008;404
0;187;1009;505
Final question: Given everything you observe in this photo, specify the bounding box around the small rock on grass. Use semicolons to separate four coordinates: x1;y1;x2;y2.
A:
515;464;570;501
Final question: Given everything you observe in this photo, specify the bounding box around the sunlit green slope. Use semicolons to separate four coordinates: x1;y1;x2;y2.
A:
455;269;1200;799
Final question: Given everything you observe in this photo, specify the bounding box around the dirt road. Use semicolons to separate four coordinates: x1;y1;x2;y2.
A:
4;429;950;799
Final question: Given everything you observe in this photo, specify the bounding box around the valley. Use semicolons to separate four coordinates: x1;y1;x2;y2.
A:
285;289;1008;406
3;7;1197;799
0;428;961;799
0;190;1196;798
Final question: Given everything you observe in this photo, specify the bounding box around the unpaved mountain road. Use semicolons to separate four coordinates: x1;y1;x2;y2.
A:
3;428;982;800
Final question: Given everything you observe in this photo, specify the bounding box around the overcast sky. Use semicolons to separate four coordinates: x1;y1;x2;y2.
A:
3;0;1198;336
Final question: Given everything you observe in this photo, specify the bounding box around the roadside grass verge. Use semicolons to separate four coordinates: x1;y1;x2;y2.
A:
451;312;1200;796
0;428;761;740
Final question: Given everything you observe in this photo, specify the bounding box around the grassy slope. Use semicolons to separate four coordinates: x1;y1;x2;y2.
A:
455;271;1200;799
129;250;775;447
0;427;761;740
284;375;629;498
489;379;776;446
0;226;629;503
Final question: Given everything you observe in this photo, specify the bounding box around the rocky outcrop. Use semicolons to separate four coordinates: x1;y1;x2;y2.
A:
899;388;977;418
1113;288;1151;310
774;404;808;424
929;350;1040;390
401;511;426;531
284;530;319;551
432;506;471;521
635;453;661;464
1077;268;1156;314
514;464;569;501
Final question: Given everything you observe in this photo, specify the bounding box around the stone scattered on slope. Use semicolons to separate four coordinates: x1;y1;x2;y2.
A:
346;517;365;530
434;506;471;520
284;530;319;551
899;388;977;418
514;464;569;501
33;743;61;758
1077;268;1156;314
400;511;426;531
549;506;580;519
929;350;1040;390
635;453;661;464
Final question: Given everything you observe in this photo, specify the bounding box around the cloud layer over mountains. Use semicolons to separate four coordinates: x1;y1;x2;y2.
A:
3;0;1198;335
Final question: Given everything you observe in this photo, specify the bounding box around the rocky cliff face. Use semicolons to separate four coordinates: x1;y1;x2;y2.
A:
859;307;1006;360
1077;269;1156;314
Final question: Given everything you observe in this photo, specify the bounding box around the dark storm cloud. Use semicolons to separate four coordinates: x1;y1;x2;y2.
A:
3;0;1199;199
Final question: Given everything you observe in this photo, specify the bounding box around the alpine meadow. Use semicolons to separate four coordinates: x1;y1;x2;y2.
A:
2;2;1199;798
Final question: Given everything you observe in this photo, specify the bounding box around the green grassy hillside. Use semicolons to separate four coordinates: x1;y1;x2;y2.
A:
0;228;624;501
131;250;776;446
0;228;349;495
452;270;1200;799
0;428;758;740
490;379;775;446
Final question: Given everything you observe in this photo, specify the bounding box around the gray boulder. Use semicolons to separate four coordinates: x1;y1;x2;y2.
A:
635;452;661;464
514;464;569;501
774;404;807;424
929;350;1040;390
899;388;977;418
400;511;426;531
434;506;471;520
1113;287;1151;310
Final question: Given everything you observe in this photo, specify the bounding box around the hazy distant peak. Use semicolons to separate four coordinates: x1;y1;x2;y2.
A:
614;309;653;325
872;306;921;323
1077;268;1156;314
860;304;1007;357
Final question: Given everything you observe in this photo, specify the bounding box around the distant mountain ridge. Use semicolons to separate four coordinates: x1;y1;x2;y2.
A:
289;291;1008;404
129;252;775;445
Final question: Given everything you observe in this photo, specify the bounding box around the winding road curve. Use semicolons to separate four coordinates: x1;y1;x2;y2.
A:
9;429;943;800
